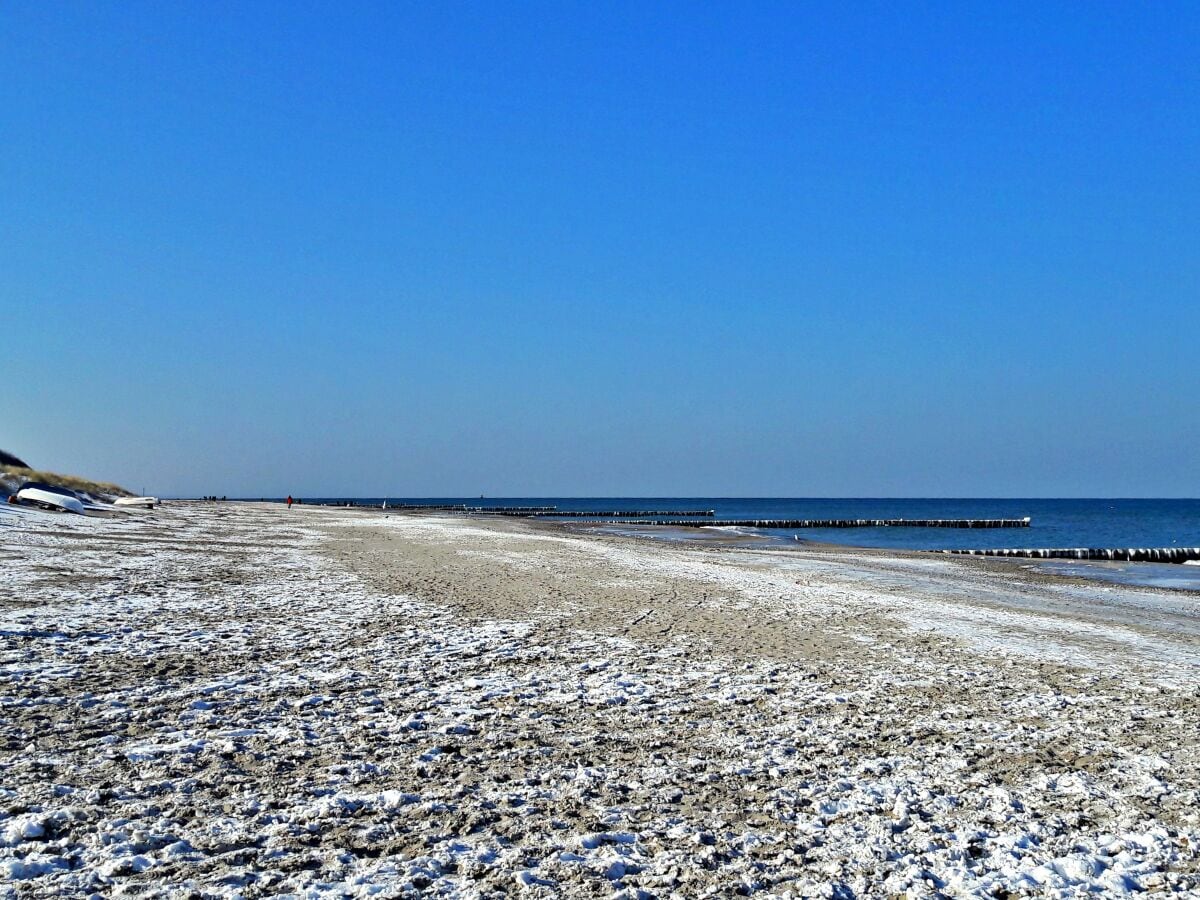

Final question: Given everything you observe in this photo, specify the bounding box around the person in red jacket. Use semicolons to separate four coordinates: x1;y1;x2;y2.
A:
287;495;293;509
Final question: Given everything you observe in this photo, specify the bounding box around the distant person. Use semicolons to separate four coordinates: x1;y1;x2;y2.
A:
287;495;293;509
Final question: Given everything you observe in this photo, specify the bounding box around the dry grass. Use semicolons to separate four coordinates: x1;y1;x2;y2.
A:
1;466;132;498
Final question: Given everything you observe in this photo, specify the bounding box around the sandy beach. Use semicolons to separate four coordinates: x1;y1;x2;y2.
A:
2;502;1198;897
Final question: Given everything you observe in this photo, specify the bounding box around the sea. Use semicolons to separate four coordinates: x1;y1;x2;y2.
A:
299;497;1200;592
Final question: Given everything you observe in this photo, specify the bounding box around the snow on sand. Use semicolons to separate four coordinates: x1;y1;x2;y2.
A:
1;503;1198;897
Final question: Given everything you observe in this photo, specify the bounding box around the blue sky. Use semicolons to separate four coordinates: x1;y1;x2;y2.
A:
3;2;1197;496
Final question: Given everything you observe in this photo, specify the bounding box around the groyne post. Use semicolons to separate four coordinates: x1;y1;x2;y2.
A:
942;546;1200;563
600;517;1032;529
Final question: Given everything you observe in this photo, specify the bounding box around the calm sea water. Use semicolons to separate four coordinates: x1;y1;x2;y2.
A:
307;497;1198;549
300;497;1200;590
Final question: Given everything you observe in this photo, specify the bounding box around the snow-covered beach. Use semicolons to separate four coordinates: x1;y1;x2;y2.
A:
2;503;1198;897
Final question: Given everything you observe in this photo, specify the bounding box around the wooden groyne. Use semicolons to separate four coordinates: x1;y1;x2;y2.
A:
386;503;468;510
943;547;1200;563
468;506;558;513
602;517;1032;529
533;510;716;518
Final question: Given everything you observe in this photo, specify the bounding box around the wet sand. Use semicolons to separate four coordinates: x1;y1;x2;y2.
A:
2;502;1198;896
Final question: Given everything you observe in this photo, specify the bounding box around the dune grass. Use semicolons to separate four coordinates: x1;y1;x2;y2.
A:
1;466;132;498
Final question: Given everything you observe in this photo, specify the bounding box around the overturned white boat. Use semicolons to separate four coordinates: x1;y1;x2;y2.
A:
76;492;129;514
16;486;86;514
114;496;159;509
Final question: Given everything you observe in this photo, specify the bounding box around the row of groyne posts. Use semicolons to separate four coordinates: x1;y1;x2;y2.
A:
944;546;1200;563
378;505;1030;527
346;503;1200;564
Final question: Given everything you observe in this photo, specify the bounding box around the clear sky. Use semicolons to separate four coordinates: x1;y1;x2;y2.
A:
3;2;1197;497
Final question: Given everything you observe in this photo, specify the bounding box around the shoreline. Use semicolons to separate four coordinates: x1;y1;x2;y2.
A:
383;505;1200;600
191;498;1200;596
4;502;1198;895
330;506;1200;671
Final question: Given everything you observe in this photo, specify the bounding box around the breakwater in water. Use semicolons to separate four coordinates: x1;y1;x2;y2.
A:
944;547;1200;563
534;510;716;518
606;517;1032;529
468;506;558;513
310;502;470;510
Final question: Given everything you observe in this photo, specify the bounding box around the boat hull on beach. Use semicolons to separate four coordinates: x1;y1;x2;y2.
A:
114;496;159;509
15;486;85;514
